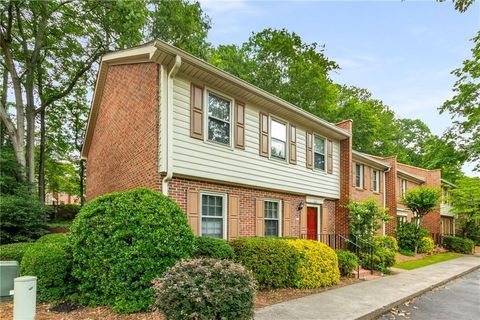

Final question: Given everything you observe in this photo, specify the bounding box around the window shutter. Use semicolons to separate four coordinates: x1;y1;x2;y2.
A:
327;139;333;174
370;168;374;191
259;113;269;157
283;201;291;237
228;195;240;239
187;191;200;235
306;132;313;169
353;163;357;185
321;205;329;234
255;199;264;237
363;165;367;190
190;84;204;140
289;125;297;164
380;172;383;193
235;102;245;149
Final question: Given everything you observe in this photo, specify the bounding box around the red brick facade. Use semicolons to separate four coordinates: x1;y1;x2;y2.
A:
86;63;161;200
335;120;353;235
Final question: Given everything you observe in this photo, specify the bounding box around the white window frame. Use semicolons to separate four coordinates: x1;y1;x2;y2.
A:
372;170;379;192
199;191;228;240
401;179;407;197
264;199;282;237
355;163;364;188
313;134;327;172
204;89;233;148
269;117;288;162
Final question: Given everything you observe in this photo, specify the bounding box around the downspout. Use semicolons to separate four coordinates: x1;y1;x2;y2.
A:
162;55;182;196
383;167;391;235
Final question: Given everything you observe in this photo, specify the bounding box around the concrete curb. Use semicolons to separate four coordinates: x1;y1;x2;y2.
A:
357;263;480;320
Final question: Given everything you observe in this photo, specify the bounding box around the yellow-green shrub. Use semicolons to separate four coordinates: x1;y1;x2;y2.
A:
418;237;435;254
283;239;340;289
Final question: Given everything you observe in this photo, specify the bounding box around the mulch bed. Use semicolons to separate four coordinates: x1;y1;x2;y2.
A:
0;277;361;319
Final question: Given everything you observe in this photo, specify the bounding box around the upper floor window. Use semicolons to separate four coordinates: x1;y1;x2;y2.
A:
200;193;227;239
355;163;363;188
372;170;379;192
270;119;287;160
207;92;231;145
313;136;326;171
264;200;281;237
400;179;407;198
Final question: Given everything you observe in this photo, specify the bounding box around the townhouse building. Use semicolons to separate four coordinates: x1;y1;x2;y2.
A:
81;40;455;244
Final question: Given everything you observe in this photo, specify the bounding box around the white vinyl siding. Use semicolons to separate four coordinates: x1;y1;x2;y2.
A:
171;77;341;199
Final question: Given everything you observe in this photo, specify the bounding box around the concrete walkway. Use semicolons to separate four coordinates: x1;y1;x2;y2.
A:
255;255;480;320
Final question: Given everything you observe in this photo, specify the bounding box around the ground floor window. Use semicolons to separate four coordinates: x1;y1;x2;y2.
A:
397;214;407;226
264;200;281;237
441;216;454;235
200;193;227;239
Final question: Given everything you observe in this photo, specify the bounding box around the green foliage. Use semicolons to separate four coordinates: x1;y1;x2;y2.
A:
0;242;34;263
440;31;480;171
450;177;480;220
373;235;399;252
69;188;194;313
52;204;81;221
230;238;302;289
152;258;256;320
418;237;435;255
361;247;396;273
192;236;235;260
20;241;72;302
0;186;48;244
402;186;442;222
284;239;340;288
399;248;415;256
147;0;212;59
36;233;68;246
396;222;429;252
442;236;474;254
458;220;480;245
335;250;359;277
347;198;390;244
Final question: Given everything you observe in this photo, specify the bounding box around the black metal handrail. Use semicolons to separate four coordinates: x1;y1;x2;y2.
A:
352;235;376;274
338;234;361;279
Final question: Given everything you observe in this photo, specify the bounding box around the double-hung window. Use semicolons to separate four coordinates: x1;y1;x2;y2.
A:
313;136;326;170
355;163;363;188
372;170;379;192
400;179;407;198
200;193;226;239
207;92;231;145
270;119;287;160
264;200;281;237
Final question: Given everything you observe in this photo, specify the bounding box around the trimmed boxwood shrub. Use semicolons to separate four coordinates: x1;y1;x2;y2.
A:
442;236;474;254
284;239;340;288
20;241;72;302
373;235;399;252
230;237;302;289
336;250;359;277
0;242;34;263
418;236;435;254
69;188;194;313
192;236;235;260
36;233;68;246
361;247;396;273
152;258;256;320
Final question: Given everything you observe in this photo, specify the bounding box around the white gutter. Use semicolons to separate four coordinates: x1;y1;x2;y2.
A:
382;166;391;236
162;55;182;196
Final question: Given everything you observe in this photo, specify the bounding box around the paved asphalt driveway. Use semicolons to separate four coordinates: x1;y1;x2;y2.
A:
378;269;480;320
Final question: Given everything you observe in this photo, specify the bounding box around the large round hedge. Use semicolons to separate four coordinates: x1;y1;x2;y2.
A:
68;188;194;313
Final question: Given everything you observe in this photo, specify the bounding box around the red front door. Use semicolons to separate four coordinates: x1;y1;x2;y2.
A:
307;207;318;240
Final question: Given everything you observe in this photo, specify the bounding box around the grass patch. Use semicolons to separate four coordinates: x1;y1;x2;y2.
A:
394;253;462;270
47;220;72;228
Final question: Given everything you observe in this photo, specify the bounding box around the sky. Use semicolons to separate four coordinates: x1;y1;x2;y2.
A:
198;0;480;176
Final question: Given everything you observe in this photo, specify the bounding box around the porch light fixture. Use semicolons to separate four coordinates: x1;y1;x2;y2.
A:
297;201;304;211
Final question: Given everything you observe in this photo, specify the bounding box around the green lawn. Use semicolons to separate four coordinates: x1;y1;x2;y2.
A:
394;253;463;270
47;220;73;228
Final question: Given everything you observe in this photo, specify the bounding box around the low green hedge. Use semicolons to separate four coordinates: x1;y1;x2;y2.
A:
442;236;474;254
36;233;68;246
230;238;302;289
20;238;72;302
361;247;396;273
192;236;235;260
336;250;359;277
0;242;34;263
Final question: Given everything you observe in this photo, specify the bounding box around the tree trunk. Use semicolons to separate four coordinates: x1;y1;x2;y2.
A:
25;104;35;184
79;159;85;206
38;109;46;203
